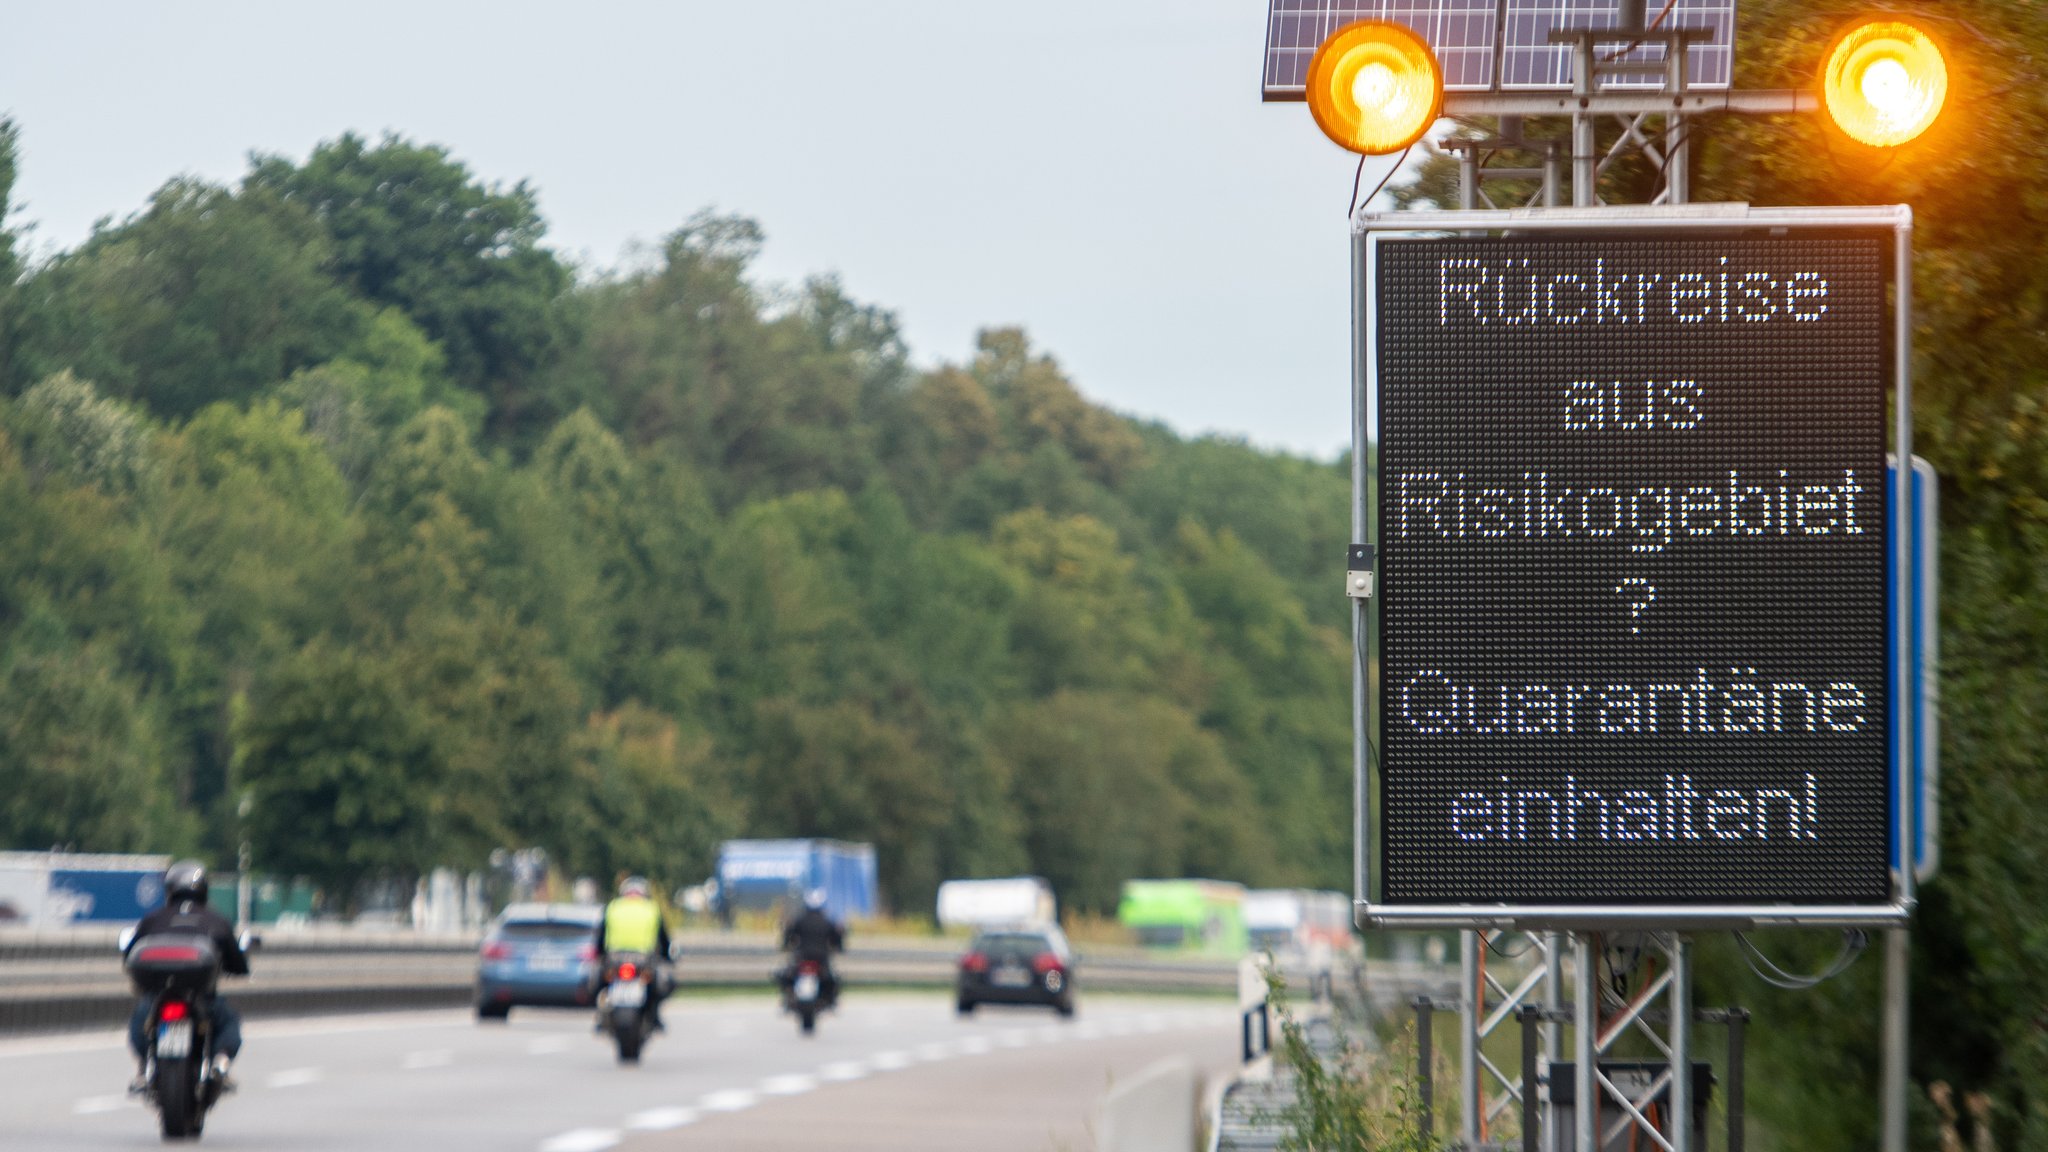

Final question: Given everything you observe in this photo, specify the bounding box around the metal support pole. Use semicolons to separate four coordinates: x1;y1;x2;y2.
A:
1571;39;1597;207
1464;931;1482;1146
1575;935;1597;1152
1545;931;1565;1152
1882;929;1909;1152
1459;148;1480;211
1885;207;1916;1152
1671;937;1694;1152
1543;145;1562;209
1417;997;1437;1145
1521;1004;1541;1152
1664;36;1690;204
1728;1009;1748;1152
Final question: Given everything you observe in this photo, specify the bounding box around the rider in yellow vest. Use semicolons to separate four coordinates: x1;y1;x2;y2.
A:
594;877;674;1030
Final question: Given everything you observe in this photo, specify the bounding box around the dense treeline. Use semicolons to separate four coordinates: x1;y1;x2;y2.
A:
0;124;1353;920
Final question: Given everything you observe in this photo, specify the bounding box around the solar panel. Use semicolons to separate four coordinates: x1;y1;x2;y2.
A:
1262;0;1736;97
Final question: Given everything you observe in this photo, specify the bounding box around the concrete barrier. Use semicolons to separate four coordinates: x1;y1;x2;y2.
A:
0;926;1249;1035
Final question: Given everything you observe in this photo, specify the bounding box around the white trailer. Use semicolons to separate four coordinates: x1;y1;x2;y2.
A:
936;877;1056;931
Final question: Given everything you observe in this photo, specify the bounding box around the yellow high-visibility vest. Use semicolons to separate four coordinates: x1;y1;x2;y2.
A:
603;897;662;954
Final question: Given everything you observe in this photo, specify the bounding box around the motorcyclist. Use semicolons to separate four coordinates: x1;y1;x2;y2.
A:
592;876;673;1032
780;888;845;1006
124;861;249;1092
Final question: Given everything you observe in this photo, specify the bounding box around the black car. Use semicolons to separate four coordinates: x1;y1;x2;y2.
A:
956;926;1075;1017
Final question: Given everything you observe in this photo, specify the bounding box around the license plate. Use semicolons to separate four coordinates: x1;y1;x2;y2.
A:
528;955;569;973
992;968;1031;988
610;981;646;1008
794;973;819;999
157;1020;193;1059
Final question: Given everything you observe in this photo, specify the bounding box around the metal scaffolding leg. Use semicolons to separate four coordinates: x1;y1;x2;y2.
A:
1464;930;1482;1146
1575;936;1597;1152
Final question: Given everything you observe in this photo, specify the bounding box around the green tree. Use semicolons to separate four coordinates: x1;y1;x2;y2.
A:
231;641;441;894
11;179;369;418
247;134;575;443
0;620;181;853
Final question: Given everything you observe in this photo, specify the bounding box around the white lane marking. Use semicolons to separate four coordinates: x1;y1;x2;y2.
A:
714;1020;747;1039
995;1031;1032;1048
1032;1025;1064;1042
73;1094;137;1115
913;1040;955;1061
818;1059;870;1081
402;1048;453;1070
957;1035;993;1055
527;1035;575;1055
759;1073;816;1096
539;1128;621;1152
870;1049;913;1071
698;1089;757;1113
626;1107;697;1130
1074;1022;1106;1040
266;1067;323;1088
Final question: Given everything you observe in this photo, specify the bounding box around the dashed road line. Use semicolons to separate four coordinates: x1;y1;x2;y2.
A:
266;1067;322;1089
537;1003;1229;1152
758;1073;816;1096
72;1094;136;1115
625;1106;697;1130
402;1048;453;1070
698;1088;757;1113
538;1128;620;1152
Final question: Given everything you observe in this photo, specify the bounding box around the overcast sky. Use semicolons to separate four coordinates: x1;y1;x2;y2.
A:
2;1;1407;458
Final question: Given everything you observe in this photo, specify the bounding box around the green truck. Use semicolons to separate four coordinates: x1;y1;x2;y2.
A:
1116;879;1247;955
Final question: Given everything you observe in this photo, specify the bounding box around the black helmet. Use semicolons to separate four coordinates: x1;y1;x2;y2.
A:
165;860;209;905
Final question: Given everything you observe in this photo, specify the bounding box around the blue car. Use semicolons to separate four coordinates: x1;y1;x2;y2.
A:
475;903;602;1020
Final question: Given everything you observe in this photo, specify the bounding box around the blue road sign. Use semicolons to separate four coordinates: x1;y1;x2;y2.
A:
1889;455;1938;881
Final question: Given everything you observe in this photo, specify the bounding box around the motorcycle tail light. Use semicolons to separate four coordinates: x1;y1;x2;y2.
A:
159;1001;190;1022
961;951;989;973
799;961;821;975
618;962;639;981
136;945;204;964
1030;952;1063;975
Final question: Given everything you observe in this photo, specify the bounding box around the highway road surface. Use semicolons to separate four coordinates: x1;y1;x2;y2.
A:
0;993;1239;1151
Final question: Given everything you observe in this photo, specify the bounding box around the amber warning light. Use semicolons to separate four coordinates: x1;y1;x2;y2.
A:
1821;19;1949;148
1306;21;1443;156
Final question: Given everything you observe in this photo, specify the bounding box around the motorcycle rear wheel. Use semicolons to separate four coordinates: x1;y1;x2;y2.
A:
613;1008;645;1063
155;1056;203;1140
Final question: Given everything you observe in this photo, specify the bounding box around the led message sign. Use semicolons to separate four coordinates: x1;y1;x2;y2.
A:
1373;229;1892;906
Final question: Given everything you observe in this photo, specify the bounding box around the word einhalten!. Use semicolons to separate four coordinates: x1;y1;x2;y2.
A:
1447;772;1822;844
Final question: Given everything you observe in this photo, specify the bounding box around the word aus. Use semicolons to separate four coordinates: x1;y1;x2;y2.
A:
1564;379;1702;432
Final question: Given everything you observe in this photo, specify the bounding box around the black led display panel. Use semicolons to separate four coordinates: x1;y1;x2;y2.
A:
1373;230;1892;905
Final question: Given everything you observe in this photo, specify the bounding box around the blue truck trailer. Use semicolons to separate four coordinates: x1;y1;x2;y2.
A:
715;840;878;924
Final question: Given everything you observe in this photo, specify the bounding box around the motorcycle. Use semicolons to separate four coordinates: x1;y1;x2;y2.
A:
122;930;257;1140
780;958;832;1035
598;952;657;1063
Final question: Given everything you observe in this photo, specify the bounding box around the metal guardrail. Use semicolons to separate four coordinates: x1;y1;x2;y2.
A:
0;927;1247;1035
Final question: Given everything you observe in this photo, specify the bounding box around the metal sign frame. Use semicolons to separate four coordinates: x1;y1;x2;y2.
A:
1350;203;1914;930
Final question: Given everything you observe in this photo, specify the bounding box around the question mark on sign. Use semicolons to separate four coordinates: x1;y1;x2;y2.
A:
1617;578;1656;634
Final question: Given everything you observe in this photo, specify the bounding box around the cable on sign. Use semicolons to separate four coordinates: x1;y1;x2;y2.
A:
1350;144;1415;217
1735;929;1869;990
